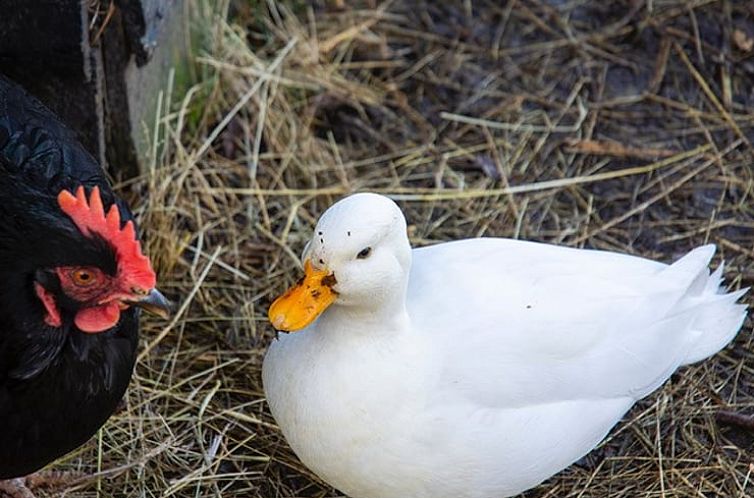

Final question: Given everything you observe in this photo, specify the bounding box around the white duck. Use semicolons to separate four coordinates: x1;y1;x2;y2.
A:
263;193;747;498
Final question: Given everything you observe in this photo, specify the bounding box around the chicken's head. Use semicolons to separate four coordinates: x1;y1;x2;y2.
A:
32;186;170;333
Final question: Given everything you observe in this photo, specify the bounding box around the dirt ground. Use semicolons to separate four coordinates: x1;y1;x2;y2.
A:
41;1;754;496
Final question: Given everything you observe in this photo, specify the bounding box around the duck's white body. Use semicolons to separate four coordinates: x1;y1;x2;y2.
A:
263;194;747;498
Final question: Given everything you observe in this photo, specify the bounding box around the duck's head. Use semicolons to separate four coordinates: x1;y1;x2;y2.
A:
268;193;411;332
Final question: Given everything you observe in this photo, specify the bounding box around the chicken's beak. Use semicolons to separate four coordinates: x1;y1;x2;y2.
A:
268;259;337;332
130;289;172;319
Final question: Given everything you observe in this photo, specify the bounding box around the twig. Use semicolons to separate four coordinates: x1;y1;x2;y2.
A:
563;139;677;159
201;144;712;200
440;105;587;133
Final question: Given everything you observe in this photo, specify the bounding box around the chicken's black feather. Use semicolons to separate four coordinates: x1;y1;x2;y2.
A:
0;75;140;478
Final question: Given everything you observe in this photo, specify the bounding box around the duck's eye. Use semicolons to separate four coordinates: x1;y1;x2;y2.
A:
71;269;96;287
356;247;372;260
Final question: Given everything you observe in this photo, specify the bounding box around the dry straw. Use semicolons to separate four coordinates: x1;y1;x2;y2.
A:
42;0;754;496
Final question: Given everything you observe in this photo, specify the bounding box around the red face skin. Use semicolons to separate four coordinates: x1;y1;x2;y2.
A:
34;186;159;334
35;283;62;328
56;266;132;333
36;266;140;333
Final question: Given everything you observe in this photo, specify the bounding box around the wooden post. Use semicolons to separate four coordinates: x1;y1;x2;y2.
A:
0;0;190;178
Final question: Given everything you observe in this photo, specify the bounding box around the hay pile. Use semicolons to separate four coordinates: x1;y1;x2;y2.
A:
48;0;753;496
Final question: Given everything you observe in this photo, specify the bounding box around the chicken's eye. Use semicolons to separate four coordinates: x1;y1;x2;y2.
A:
71;269;97;287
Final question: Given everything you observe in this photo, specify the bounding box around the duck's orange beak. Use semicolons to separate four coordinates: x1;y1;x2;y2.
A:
268;260;338;332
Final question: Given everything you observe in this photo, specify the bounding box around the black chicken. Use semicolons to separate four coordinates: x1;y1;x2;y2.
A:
0;76;170;496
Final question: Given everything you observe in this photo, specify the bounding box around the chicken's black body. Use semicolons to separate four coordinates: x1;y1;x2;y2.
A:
0;76;139;478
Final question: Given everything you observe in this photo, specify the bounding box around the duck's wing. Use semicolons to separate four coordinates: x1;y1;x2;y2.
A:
407;239;746;408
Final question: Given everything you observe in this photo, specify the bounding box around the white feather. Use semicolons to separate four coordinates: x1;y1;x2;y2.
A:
263;193;748;498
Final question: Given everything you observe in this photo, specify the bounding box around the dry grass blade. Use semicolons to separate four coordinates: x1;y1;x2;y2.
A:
45;1;754;497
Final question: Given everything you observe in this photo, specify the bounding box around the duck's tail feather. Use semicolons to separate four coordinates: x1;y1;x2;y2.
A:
682;286;748;365
673;251;749;365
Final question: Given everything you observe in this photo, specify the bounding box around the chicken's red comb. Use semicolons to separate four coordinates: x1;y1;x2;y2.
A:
58;186;156;291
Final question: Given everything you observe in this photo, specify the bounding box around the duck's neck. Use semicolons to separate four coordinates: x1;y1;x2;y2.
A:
317;240;413;337
317;287;410;337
